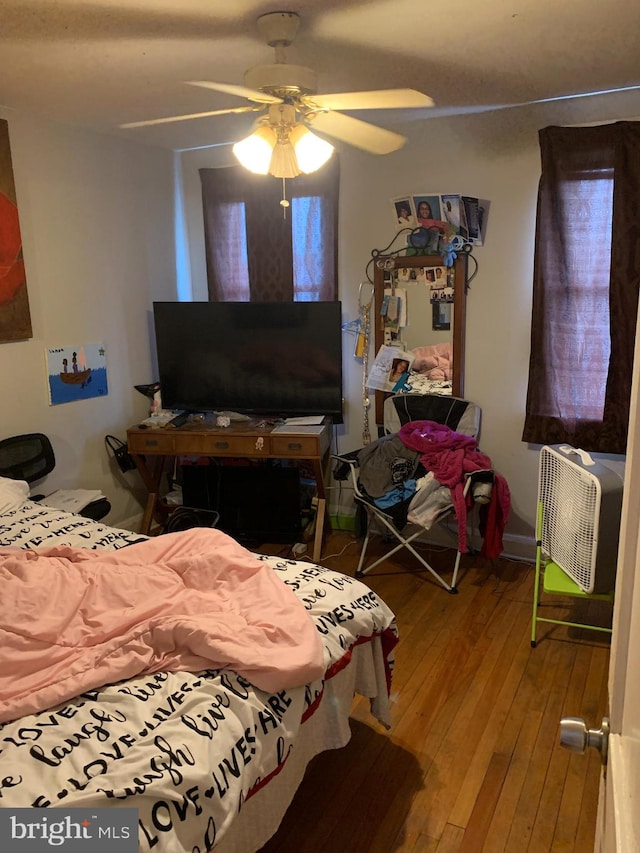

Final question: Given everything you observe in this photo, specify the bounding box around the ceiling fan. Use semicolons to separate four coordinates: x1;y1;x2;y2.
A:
120;10;435;161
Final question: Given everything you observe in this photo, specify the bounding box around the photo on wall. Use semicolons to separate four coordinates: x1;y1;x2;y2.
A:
391;196;416;229
412;194;445;228
47;343;109;405
440;193;469;239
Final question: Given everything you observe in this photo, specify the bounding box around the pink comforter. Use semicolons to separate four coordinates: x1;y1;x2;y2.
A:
0;528;325;724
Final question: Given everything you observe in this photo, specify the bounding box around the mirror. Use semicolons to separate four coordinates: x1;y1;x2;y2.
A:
373;253;467;423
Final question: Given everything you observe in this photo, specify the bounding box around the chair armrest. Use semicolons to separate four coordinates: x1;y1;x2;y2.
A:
331;454;363;497
464;469;494;504
332;453;359;480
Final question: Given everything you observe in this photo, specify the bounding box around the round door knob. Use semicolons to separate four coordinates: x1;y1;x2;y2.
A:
559;716;609;764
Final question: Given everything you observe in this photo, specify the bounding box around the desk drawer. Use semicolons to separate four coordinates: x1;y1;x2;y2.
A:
271;435;321;457
174;434;271;456
128;432;175;454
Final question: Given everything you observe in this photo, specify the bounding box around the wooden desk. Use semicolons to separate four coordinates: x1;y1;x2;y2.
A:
127;419;332;561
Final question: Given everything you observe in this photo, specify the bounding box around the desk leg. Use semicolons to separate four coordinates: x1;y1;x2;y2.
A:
132;454;167;536
312;498;327;563
141;494;157;537
310;452;331;562
312;457;326;501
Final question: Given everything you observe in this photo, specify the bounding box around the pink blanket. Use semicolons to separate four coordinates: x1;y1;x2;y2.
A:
0;529;325;723
410;342;452;380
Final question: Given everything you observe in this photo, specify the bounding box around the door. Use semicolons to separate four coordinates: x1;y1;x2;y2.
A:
595;307;640;851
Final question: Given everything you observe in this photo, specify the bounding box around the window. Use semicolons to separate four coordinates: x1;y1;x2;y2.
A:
522;122;640;454
199;160;339;303
212;201;250;301
292;195;329;301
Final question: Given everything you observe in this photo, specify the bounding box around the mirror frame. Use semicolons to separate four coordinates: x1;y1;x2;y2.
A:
373;253;467;423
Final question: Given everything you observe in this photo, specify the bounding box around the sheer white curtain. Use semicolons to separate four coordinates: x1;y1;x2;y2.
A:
213;202;250;301
540;169;613;422
292;195;336;301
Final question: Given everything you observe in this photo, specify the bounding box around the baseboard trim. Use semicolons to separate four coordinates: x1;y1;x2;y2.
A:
499;533;536;563
406;522;536;565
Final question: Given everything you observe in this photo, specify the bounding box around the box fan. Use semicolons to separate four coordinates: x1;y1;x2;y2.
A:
537;445;624;594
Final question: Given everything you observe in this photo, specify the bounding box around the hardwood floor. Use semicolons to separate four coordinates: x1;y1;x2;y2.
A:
256;531;611;853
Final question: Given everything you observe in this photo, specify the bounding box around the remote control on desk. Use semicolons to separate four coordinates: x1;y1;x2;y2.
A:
167;412;190;428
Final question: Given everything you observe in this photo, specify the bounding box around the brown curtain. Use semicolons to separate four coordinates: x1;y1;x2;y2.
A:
200;157;339;303
522;122;640;453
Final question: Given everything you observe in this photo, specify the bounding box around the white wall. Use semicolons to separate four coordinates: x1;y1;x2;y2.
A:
0;110;176;525
179;89;640;558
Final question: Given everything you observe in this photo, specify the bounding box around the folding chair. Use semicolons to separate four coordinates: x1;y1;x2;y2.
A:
333;394;495;593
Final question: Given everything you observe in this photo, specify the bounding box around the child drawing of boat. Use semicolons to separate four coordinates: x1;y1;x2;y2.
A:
59;348;92;388
60;368;92;387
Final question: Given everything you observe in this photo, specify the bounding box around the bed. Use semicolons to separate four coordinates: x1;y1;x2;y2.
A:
405;342;454;396
0;477;398;852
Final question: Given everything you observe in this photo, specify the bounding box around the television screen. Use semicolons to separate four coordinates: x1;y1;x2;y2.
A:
153;301;343;422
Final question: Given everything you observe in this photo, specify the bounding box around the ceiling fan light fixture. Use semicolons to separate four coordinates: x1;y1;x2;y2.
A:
232;125;276;174
233;118;334;179
268;137;301;178
289;124;334;174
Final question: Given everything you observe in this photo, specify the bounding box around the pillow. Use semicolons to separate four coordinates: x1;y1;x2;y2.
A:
0;477;30;514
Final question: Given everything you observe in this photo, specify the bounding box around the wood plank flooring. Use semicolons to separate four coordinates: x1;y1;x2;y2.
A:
256;531;611;853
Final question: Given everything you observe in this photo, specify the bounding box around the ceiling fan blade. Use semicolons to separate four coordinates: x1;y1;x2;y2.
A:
186;81;282;105
309;111;406;155
120;105;260;129
307;89;434;111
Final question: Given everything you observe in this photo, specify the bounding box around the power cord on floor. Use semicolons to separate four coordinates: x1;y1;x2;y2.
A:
319;539;358;561
285;536;358;563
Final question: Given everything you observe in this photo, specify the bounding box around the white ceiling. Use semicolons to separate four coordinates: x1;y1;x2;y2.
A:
1;0;639;152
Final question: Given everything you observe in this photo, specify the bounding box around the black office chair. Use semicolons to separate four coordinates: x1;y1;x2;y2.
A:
0;433;55;488
0;432;111;521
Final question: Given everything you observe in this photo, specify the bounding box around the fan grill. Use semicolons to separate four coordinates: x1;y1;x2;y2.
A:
538;447;600;591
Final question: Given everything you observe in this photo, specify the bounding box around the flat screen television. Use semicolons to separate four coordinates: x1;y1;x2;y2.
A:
152;301;343;422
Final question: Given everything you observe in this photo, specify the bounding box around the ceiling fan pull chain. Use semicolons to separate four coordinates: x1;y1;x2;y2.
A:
280;177;290;218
